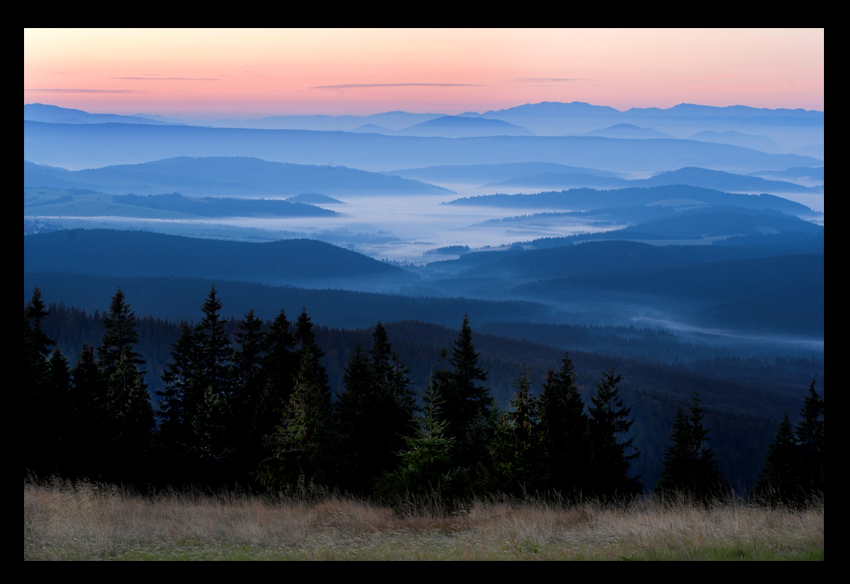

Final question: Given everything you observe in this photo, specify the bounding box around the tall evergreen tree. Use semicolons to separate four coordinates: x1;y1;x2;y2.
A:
192;285;236;469
156;320;200;472
24;287;55;475
381;375;463;499
97;287;142;376
434;314;492;478
754;412;801;504
657;392;729;503
69;344;110;477
491;366;541;496
232;308;267;477
98;288;153;476
261;309;334;490
538;351;590;497
43;348;72;475
795;379;824;496
587;366;641;500
259;309;298;425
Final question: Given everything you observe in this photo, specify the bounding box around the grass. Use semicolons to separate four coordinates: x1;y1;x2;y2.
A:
24;477;823;561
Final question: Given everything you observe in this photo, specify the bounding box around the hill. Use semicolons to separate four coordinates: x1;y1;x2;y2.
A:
23;157;451;197
24;120;822;173
23;229;408;287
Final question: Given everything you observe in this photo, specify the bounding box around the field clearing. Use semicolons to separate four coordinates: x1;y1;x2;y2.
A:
24;478;823;560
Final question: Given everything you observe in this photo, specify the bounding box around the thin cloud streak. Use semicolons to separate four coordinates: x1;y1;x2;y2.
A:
112;77;218;81
515;78;592;83
313;83;483;90
25;88;145;94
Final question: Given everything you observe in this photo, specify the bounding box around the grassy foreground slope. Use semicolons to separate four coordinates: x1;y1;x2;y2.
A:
24;479;823;561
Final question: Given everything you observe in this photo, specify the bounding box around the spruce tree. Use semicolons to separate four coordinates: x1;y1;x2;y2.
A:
69;344;110;477
98;287;143;377
434;314;492;478
261;309;334;490
382;372;463;499
256;309;299;451
24;287;55;475
98;288;153;476
491;366;540;496
587;366;641;500
156;320;200;473
193;285;236;469
795;379;824;496
657;392;729;503
538;351;590;498
232;309;267;477
754;412;800;504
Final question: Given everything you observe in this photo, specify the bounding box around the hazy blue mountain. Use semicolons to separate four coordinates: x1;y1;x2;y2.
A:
511;252;823;336
398;115;534;137
25;120;822;173
484;166;822;193
285;193;345;205
636;167;822;193
351;124;395;134
446;184;817;215
199;111;444;131
750;166;824;182
581;124;672;139
386;162;625;184
24;103;175;126
794;144;824;160
23;156;452;197
484;172;633;189
23;271;551;330
476;101;823;150
24;229;409;287
112;193;339;217
687;130;785;153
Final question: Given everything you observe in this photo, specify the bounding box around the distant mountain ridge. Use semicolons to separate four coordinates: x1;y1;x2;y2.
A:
24;103;176;126
24;120;822;173
24;229;406;286
23;156;452;197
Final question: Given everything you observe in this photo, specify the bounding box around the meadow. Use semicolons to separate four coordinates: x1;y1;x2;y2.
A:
24;477;823;561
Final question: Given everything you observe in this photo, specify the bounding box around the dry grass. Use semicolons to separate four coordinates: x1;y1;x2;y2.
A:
24;478;823;560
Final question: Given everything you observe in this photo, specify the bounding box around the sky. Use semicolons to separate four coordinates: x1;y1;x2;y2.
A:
24;28;824;119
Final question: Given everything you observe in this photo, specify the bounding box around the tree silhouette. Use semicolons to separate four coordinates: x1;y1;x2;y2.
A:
587;366;641;500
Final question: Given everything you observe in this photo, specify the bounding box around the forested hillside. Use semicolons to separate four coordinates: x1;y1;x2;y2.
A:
26;285;823;500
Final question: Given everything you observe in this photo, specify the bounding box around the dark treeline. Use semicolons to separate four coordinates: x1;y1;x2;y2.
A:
24;286;823;506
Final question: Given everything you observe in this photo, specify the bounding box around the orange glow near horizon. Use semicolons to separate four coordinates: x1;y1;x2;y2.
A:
24;29;824;118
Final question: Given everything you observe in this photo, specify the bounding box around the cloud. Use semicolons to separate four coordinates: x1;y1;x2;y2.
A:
24;88;146;94
515;78;592;83
312;83;483;90
111;76;218;81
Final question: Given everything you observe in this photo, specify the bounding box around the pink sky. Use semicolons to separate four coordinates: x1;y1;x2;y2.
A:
24;29;824;118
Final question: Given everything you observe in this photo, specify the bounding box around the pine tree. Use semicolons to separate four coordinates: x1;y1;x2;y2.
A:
98;288;143;377
491;366;540;495
434;314;492;477
69;344;110;477
43;349;72;475
192;285;236;469
261;309;334;490
754;412;800;504
24;287;55;475
538;351;590;498
382;373;463;499
256;309;299;450
795;379;824;496
657;392;729;503
587;366;641;500
156;320;200;470
98;288;153;476
232;309;267;477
